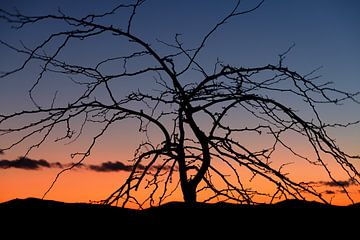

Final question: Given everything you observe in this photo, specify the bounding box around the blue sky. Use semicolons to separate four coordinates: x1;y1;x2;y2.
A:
1;0;359;136
1;0;359;154
1;0;359;88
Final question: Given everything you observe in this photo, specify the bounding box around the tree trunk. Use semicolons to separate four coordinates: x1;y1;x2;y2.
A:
182;183;197;204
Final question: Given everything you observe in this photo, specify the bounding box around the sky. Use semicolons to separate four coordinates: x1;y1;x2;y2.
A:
0;0;359;207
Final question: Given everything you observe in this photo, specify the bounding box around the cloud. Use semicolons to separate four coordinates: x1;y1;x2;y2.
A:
0;150;4;155
88;161;135;172
324;190;335;195
88;161;177;172
0;157;174;173
0;157;63;170
309;179;357;188
0;157;135;172
321;179;357;188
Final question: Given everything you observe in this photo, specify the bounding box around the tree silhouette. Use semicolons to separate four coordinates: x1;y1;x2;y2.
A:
0;1;359;207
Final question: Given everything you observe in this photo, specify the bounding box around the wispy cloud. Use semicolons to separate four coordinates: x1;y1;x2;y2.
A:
0;157;174;173
324;190;335;195
88;161;143;172
0;157;135;172
0;157;62;170
310;179;357;188
320;179;357;188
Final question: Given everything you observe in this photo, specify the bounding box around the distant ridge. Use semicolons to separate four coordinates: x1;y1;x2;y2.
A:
0;197;136;215
1;197;118;209
0;197;358;234
1;197;358;209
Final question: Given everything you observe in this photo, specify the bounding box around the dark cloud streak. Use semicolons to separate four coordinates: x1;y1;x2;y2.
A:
0;157;62;170
88;161;135;172
0;157;140;172
0;157;174;173
310;179;357;188
321;179;356;188
324;190;335;195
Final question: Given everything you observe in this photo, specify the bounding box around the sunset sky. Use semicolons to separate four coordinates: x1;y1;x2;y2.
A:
0;0;359;207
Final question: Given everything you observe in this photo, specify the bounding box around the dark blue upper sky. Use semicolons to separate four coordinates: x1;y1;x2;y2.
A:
1;0;359;83
1;0;359;125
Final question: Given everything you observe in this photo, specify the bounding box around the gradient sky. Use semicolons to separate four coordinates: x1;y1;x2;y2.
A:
0;0;359;206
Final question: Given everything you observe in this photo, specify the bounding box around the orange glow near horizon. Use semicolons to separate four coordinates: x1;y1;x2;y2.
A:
1;109;359;208
1;147;359;208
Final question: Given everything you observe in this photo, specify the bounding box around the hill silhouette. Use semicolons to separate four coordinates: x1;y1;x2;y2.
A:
1;198;358;237
1;198;358;224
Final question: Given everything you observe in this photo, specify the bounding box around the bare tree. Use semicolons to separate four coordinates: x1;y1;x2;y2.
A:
0;0;359;208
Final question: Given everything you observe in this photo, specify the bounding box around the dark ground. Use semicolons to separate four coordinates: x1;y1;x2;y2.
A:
1;198;358;237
